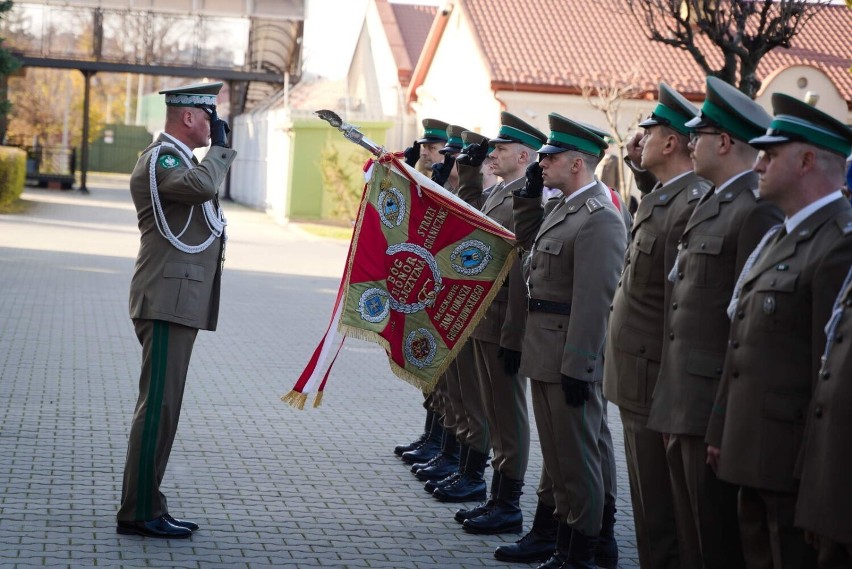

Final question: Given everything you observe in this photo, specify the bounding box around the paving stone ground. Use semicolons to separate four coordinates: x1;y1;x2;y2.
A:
0;174;640;568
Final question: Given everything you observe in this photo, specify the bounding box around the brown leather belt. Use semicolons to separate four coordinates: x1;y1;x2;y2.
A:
528;298;572;315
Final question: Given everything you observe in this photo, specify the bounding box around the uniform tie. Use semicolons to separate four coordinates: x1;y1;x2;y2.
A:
668;186;711;283
726;224;783;319
822;264;852;365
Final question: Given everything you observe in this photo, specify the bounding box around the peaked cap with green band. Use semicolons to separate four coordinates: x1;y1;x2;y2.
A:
489;111;547;150
439;124;468;155
416;118;449;144
749;93;852;157
461;130;494;155
639;82;698;136
575;120;613;145
159;81;223;107
685;76;771;142
538;112;608;157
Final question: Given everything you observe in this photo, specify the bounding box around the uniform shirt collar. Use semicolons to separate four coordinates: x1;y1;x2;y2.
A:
786;190;845;233
714;169;752;195
567;180;598;201
161;132;195;164
659;169;693;188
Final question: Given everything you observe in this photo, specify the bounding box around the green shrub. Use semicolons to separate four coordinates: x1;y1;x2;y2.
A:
0;145;25;208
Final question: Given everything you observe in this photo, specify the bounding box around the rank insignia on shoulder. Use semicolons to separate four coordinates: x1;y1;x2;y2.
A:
158;154;180;169
688;187;702;202
658;194;668;201
586;198;603;213
840;219;852;235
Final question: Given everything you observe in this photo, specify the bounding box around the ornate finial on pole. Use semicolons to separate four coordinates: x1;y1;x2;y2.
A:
314;109;384;156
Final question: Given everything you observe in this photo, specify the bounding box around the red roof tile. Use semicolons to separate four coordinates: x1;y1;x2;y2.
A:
392;3;438;73
418;0;852;105
377;0;438;87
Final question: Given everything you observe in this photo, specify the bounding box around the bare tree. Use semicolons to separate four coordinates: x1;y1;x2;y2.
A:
624;0;830;97
581;70;645;202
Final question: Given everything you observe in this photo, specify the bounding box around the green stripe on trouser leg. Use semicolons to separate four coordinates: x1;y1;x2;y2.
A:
137;320;169;520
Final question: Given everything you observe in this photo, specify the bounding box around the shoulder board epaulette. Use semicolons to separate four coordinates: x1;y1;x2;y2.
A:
586;197;604;213
837;216;852;236
688;181;711;202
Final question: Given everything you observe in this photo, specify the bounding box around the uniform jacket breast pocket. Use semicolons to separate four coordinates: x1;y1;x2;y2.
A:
533;237;563;281
685;233;724;288
630;230;657;285
751;271;798;332
162;262;205;318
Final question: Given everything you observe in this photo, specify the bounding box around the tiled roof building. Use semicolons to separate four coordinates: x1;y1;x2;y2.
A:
407;0;851;136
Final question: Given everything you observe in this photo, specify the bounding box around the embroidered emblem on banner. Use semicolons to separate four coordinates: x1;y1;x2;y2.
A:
377;186;406;228
404;328;438;369
158;154;180;169
450;239;493;276
358;288;390;323
385;243;443;313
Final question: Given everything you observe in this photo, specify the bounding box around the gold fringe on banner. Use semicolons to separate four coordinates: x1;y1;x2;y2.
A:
281;390;308;410
312;391;324;408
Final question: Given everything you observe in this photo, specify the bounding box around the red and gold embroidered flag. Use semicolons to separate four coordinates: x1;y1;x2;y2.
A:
283;153;515;407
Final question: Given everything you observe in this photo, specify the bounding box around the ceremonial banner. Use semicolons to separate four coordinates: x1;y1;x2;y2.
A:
284;152;516;407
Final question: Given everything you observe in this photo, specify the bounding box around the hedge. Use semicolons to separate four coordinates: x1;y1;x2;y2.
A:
0;145;25;208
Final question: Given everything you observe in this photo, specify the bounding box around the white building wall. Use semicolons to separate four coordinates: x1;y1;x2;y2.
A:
230;107;294;224
349;0;416;151
756;65;849;124
412;7;500;134
497;91;656;142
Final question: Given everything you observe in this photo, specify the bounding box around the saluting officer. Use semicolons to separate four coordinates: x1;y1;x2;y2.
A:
603;82;710;569
396;119;451;465
577;121;633;230
421;130;496;501
429;124;465;192
447;113;546;533
417;127;493;506
706;94;852;569
117;82;235;538
646;76;783;568
502;114;626;568
402;117;450;175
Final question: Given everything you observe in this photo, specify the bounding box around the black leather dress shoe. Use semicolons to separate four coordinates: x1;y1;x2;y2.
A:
116;515;192;539
164;513;199;531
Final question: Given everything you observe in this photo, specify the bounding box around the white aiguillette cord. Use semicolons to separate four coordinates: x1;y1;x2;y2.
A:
148;142;226;254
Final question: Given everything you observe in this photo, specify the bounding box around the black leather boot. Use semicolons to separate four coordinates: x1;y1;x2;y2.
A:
536;522;572;569
425;444;467;493
561;529;597;569
432;447;487;503
401;417;443;465
410;451;441;474
415;430;459;481
494;500;557;563
595;500;618;569
463;474;523;534
454;468;499;523
394;409;434;456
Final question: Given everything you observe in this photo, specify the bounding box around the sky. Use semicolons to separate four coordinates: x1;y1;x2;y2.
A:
302;0;442;79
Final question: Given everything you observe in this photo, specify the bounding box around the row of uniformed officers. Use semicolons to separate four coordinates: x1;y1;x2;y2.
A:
391;76;852;569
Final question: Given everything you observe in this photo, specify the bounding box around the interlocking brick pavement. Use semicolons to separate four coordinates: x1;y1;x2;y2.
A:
0;174;640;568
